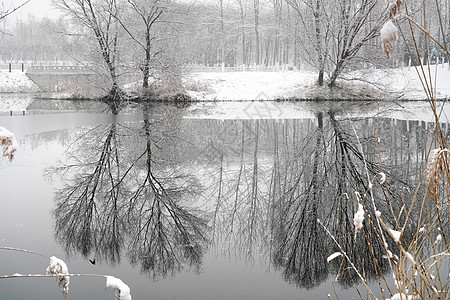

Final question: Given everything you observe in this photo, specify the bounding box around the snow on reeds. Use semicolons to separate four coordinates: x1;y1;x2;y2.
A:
46;256;70;297
322;0;450;298
381;21;398;59
0;247;131;299
0;126;18;161
353;202;365;236
106;276;132;300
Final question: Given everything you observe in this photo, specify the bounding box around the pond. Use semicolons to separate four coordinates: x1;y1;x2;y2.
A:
0;99;447;300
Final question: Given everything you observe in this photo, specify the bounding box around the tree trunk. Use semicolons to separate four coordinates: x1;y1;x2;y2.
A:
318;70;324;86
254;0;260;65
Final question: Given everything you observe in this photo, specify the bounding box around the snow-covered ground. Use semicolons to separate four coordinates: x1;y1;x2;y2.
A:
184;71;316;101
184;63;450;101
0;71;40;93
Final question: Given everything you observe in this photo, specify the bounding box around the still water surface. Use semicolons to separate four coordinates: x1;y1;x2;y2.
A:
0;100;446;299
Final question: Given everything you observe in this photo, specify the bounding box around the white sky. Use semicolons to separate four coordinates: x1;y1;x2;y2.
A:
3;0;60;19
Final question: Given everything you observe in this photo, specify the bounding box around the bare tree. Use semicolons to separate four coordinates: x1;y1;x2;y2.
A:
53;0;124;113
327;0;386;87
287;0;385;87
286;0;331;85
117;0;165;91
253;0;260;65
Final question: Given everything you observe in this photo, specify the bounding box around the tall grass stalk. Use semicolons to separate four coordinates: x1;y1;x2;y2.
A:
325;0;450;298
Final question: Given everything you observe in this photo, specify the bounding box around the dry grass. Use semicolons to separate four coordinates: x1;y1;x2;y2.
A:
323;0;450;298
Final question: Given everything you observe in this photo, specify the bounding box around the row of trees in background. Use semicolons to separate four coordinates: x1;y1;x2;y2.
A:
0;0;449;90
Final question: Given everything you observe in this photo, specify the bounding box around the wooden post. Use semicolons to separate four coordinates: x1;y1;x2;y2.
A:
22;63;24;72
9;63;11;72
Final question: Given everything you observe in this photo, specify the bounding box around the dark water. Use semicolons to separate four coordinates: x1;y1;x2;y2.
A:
0;101;446;299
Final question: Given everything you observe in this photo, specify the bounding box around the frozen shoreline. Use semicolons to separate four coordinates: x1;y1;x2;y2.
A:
0;64;449;112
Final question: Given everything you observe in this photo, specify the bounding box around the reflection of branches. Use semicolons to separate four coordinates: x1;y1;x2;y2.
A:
208;120;273;265
127;111;208;278
52;124;125;263
273;113;328;289
325;112;401;287
208;113;412;290
49;110;209;279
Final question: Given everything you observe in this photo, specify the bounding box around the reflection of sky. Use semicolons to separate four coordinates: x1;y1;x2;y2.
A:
5;0;60;19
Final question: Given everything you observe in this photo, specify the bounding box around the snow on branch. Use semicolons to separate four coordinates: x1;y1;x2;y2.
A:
0;126;18;161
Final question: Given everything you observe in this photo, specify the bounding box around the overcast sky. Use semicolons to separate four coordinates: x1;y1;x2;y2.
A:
5;0;60;19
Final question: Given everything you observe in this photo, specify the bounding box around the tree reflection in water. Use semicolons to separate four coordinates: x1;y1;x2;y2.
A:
48;104;209;279
205;110;413;290
47;104;424;290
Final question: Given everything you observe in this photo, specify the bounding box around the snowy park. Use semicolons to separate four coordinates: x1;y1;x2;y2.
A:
1;0;450;300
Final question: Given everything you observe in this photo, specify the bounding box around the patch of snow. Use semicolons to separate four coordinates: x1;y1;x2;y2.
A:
184;71;315;101
436;234;442;244
46;256;70;297
184;63;450;101
327;252;342;263
0;71;40;93
353;203;365;234
106;276;132;300
0;126;18;161
379;172;386;184
386;293;414;300
404;251;416;265
380;21;398;58
389;228;402;243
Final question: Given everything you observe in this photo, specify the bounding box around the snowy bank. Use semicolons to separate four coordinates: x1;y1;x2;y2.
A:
184;71;316;101
0;65;449;103
183;64;450;101
0;71;40;93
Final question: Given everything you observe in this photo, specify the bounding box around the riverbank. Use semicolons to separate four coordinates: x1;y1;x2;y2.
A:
0;64;449;110
184;63;450;101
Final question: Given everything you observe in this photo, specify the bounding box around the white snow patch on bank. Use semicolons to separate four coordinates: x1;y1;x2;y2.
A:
184;64;450;101
184;71;316;101
349;63;450;100
0;71;40;93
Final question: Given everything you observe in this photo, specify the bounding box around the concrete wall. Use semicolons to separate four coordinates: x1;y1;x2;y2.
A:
26;65;141;98
26;72;104;97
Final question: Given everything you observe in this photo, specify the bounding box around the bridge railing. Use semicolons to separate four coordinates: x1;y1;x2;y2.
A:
26;65;94;74
1;60;297;74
